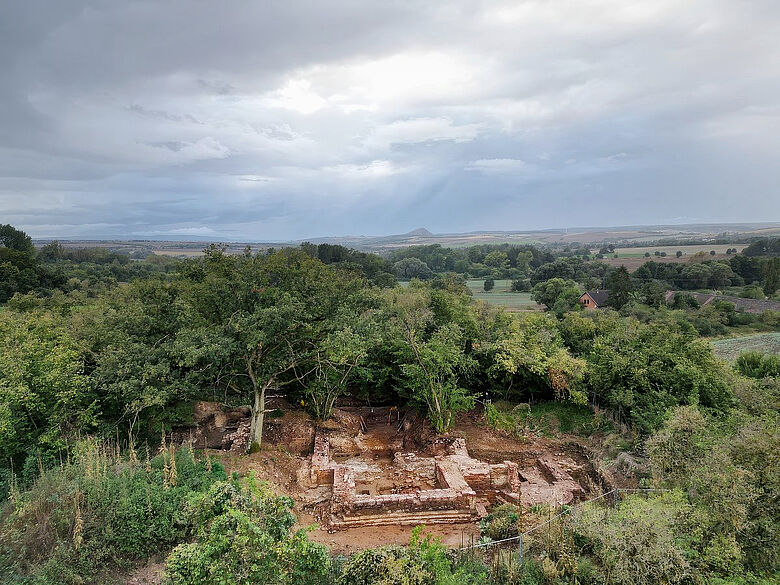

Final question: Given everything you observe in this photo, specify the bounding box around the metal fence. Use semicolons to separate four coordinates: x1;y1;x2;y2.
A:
458;488;669;562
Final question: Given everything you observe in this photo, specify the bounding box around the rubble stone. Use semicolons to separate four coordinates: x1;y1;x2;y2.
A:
308;432;590;530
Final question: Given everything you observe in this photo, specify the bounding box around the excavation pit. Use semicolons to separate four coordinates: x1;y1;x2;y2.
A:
306;416;592;530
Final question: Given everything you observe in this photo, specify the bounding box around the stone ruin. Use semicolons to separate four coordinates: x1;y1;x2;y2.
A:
309;434;586;530
172;402;594;530
170;401;252;454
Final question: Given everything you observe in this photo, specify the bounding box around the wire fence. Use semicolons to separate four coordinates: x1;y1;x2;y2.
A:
458;488;669;561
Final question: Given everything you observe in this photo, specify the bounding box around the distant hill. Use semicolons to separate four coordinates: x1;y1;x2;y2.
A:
296;222;780;252
405;227;433;237
33;222;780;257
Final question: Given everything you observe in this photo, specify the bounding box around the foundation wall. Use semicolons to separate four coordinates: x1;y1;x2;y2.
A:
314;433;589;530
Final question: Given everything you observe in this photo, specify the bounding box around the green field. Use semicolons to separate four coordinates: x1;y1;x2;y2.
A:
711;332;780;361
467;279;539;311
598;244;746;258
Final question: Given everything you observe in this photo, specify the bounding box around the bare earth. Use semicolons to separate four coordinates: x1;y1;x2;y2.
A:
211;407;607;554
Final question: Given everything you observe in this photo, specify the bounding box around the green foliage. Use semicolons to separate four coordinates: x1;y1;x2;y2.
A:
586;319;733;433
0;225;65;302
340;527;461;585
487;313;586;404
0;224;35;255
301;324;372;420
741;284;766;299
762;257;780;296
578;491;693;585
394;257;434;280
735;351;780;378
742;238;780;257
0;310;93;466
510;278;531;292
480;504;522;540
0;441;226;584
640;280;666;308
485;401;608;438
398;318;475;432
483;251;509;270
647;405;711;485
164;474;330;585
531;278;580;315
647;395;780;576
483;278;494;292
606;266;633;309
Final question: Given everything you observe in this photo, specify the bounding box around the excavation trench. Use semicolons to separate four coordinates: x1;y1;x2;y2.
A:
179;402;606;550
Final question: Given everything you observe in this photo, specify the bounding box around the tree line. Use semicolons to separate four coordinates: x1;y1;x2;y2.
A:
1;238;744;478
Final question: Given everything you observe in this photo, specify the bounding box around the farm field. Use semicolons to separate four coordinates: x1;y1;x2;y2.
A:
466;279;539;311
151;249;205;257
594;253;732;270
601;244;746;257
711;332;780;361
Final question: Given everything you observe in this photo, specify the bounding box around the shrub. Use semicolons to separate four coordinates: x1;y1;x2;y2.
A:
669;293;700;309
340;528;453;585
735;352;780;379
511;279;531;292
577;491;693;585
740;285;765;300
164;474;330;585
0;441;226;584
480;504;522;541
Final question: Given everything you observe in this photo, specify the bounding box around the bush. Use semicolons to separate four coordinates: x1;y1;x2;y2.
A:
669;293;700;309
575;556;605;585
740;285;765;300
0;441;226;584
735;351;780;379
164;474;330;585
511;279;531;292
340;528;453;585
480;504;522;541
577;492;693;585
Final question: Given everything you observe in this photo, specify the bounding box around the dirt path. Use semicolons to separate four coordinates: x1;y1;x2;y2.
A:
124;560;165;585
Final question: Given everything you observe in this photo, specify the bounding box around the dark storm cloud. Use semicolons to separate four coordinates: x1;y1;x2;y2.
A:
1;0;778;239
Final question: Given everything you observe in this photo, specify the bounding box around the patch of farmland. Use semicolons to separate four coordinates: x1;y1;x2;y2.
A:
711;332;780;361
151;249;205;257
597;244;746;257
466;279;540;311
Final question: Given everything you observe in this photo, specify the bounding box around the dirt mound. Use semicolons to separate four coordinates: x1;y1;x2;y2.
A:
264;409;316;455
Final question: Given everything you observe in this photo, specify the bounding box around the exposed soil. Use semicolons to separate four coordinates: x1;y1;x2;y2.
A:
123;403;619;582
306;522;481;555
207;405;610;552
124;559;166;585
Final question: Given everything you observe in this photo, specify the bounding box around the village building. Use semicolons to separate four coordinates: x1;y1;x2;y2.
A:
579;290;609;309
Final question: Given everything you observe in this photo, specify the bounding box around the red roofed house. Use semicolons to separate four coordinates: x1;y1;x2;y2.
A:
579;290;610;309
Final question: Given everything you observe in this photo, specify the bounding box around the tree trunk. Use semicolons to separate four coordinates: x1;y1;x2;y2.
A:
250;382;266;452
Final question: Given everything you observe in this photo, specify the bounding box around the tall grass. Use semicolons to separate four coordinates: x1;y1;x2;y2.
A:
0;438;226;585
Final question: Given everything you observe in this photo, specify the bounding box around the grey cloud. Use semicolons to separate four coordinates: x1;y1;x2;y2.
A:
0;0;778;239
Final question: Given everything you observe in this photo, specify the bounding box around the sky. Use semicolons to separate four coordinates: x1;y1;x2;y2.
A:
1;0;779;241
